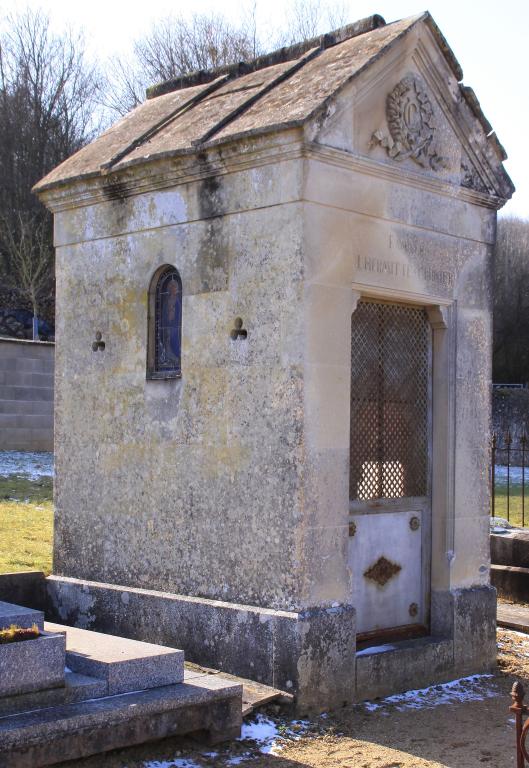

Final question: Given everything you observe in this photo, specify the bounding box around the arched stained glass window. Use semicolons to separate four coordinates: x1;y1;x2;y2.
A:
147;265;182;379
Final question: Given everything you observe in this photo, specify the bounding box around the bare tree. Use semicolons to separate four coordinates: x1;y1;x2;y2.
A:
0;213;53;334
279;0;350;46
138;13;258;80
0;9;101;334
101;54;146;117
103;12;262;117
103;2;355;118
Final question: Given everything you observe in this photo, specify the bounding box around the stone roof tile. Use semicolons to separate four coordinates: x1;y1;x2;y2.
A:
34;11;508;198
36;82;215;189
35;14;422;192
205;17;419;147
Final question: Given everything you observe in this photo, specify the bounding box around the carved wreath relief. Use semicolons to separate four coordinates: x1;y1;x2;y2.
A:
461;160;488;193
371;74;447;171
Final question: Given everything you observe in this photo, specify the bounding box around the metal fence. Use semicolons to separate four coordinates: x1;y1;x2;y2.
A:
491;432;528;525
510;682;529;767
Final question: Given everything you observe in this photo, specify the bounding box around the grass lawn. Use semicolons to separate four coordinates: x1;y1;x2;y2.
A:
493;482;529;527
0;475;53;574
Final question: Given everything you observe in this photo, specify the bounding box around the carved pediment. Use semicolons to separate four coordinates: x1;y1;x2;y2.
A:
460;158;489;194
371;74;447;172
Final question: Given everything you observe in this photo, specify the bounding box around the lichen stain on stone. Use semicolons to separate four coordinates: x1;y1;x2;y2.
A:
54;583;96;629
115;285;146;331
101;178;134;234
193;155;230;293
203;443;250;480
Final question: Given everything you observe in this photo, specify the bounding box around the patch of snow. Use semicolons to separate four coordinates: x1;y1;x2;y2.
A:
361;674;499;713
239;713;310;756
226;755;251;766
495;465;527;483
490;516;513;530
240;714;279;753
356;643;397;657
0;451;53;479
143;760;200;768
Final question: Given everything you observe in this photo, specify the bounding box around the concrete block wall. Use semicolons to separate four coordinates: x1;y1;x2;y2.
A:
0;337;54;451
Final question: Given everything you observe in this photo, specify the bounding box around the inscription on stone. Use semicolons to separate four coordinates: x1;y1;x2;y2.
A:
355;254;454;289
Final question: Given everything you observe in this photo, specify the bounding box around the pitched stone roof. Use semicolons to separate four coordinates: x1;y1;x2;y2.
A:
34;12;507;196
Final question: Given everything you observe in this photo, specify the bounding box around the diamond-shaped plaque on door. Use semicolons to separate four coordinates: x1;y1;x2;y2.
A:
363;556;402;587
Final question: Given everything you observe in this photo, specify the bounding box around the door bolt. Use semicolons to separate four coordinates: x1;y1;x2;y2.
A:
348;521;357;537
409;602;419;617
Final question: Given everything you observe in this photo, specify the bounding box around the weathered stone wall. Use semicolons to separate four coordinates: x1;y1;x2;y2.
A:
52;153;314;611
300;152;495;600
299;38;497;602
52;102;496;619
0;338;54;451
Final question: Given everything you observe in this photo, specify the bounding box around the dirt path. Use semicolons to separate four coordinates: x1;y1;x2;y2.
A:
64;628;526;768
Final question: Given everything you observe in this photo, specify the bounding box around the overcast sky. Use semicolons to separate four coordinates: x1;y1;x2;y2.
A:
1;0;527;218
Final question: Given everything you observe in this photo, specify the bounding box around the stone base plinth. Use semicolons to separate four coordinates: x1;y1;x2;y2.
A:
45;575;356;712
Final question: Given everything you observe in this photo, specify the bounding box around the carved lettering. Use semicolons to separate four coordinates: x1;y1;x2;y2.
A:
356;254;454;289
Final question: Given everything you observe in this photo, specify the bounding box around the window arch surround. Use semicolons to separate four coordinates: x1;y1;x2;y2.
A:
147;264;182;380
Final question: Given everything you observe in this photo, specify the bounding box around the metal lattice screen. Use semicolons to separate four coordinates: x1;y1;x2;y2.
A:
350;301;430;501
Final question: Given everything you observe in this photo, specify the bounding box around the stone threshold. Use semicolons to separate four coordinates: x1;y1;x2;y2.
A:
184;661;294;716
0;670;107;718
355;635;454;701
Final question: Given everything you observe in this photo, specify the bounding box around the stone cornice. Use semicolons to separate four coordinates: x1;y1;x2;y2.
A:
37;130;508;215
304;142;508;211
36;133;306;213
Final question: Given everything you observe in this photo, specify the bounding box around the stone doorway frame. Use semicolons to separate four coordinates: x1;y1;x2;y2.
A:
349;287;457;640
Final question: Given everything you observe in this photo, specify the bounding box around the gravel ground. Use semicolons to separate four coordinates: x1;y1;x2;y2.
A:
61;626;528;768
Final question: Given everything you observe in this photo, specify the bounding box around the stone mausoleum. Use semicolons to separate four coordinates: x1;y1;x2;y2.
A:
35;12;513;710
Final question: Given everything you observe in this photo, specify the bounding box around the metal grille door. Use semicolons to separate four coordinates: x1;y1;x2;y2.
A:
350;301;430;501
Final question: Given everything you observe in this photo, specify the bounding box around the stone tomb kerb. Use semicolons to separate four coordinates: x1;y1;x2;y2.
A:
34;12;513;710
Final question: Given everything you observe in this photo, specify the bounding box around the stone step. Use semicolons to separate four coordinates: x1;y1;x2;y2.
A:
0;672;242;768
497;601;529;633
0;631;65;698
491;563;529;603
46;622;185;695
0;671;106;718
0;601;44;631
